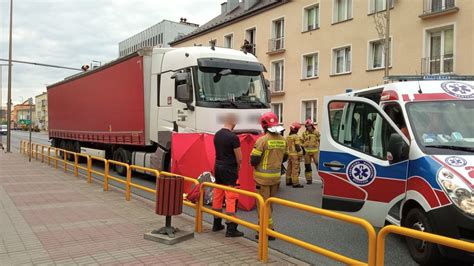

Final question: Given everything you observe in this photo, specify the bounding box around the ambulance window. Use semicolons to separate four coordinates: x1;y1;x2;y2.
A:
329;101;397;160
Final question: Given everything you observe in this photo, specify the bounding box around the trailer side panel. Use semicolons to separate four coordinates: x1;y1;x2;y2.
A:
48;55;146;146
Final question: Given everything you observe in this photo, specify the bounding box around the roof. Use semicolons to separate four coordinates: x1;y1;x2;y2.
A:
170;0;288;45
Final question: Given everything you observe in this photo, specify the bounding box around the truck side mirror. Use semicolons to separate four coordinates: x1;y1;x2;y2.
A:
387;133;409;163
174;72;193;104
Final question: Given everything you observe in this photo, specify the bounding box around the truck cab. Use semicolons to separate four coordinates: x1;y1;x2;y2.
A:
319;76;474;264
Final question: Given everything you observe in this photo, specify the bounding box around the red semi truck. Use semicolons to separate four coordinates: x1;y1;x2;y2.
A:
47;47;271;175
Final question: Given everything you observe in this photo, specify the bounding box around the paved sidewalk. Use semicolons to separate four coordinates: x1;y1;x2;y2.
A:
0;153;306;265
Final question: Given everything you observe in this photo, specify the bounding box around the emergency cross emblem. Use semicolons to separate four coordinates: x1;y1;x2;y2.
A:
445;156;467;167
347;159;376;186
441;81;474;99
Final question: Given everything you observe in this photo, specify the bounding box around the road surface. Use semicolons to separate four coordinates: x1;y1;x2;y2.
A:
8;131;417;265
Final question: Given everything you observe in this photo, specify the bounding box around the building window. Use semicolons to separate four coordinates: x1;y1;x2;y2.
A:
333;0;352;23
423;26;454;74
332;46;351;74
271;103;283;124
269;18;285;52
224;34;233;49
301;100;318;123
424;0;456;14
369;0;394;13
271;60;284;92
368;39;391;70
245;28;257;54
304;4;320;31
302;53;319;79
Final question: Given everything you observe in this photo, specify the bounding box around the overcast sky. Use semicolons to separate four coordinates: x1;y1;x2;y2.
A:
0;0;219;105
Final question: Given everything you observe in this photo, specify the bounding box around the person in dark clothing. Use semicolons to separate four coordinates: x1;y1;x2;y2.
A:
212;113;244;237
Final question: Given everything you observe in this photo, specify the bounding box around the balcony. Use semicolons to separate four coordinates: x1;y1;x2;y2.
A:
267;37;285;55
420;0;458;19
270;79;285;96
421;54;454;75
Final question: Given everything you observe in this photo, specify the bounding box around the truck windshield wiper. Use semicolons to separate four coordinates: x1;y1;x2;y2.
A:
424;145;474;152
246;100;268;108
211;100;238;108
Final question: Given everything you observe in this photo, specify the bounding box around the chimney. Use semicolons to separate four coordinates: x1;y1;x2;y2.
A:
244;0;259;10
227;0;239;12
221;2;228;14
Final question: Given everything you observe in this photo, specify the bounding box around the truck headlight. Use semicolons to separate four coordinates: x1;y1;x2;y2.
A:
437;168;474;215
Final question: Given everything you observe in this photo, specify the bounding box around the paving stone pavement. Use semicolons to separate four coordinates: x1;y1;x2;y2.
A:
0;153;307;265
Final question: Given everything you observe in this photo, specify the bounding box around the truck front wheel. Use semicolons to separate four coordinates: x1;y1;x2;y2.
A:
404;208;443;266
113;148;131;176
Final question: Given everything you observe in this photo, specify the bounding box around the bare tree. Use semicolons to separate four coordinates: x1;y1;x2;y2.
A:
372;0;391;82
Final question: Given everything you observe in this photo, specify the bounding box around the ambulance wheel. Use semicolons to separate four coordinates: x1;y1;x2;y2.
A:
404;208;443;266
113;148;131;176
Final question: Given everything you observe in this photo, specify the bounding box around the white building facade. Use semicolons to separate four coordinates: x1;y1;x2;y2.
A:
118;19;199;57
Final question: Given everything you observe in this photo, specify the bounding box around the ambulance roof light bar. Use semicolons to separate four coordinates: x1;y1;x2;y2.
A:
385;75;474;82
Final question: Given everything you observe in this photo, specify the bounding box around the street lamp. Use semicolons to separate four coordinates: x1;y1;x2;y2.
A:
0;64;9;148
6;0;13;152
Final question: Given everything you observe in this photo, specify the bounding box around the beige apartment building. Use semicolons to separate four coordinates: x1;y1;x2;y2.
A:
171;0;474;126
35;92;48;130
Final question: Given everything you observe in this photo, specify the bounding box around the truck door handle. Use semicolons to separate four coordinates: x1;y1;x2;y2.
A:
323;162;345;169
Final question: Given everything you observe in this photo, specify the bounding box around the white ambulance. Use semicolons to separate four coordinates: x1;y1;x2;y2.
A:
319;76;474;265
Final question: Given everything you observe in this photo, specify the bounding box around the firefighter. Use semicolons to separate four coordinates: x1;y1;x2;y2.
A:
251;112;287;240
302;119;320;184
286;122;304;188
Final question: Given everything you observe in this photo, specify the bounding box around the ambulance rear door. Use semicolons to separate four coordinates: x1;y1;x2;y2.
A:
319;96;410;226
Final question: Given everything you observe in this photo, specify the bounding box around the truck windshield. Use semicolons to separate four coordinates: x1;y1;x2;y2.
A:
195;67;269;109
406;100;474;154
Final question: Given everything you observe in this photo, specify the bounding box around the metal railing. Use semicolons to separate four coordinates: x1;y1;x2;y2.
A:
423;0;456;14
376;225;474;265
261;197;376;265
20;140;474;265
195;182;266;260
268;37;285;53
421;54;454;75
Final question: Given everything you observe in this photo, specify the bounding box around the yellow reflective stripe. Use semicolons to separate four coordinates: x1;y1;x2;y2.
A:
267;140;286;149
269;218;273;225
255;171;281;178
305;149;318;153
251;148;262;156
288;152;298;156
262;150;270;170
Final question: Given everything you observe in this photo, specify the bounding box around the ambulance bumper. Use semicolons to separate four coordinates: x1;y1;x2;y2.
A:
428;204;474;263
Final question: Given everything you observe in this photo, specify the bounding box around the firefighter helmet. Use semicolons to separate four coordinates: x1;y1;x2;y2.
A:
290;122;301;131
260;112;283;133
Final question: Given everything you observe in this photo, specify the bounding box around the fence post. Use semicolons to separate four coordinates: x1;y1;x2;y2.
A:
41;146;45;162
74;154;79;177
261;200;270;263
54;149;58;169
125;166;131;201
35;144;39;160
104;160;109;191
63;151;67;173
87;156;92;183
195;188;204;233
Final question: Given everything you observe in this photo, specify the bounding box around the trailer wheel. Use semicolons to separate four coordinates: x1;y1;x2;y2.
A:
403;208;443;266
64;141;76;161
73;141;85;163
113;148;131;176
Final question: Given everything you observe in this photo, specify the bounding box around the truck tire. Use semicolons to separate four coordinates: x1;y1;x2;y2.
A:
403;208;443;266
59;139;67;159
73;141;85;163
65;141;76;161
113;148;131;176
